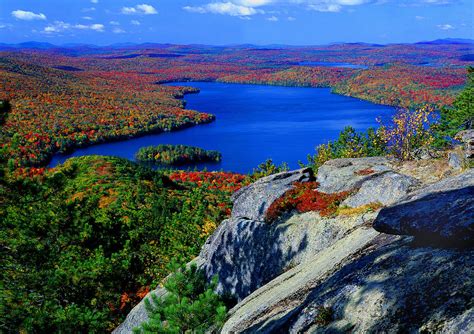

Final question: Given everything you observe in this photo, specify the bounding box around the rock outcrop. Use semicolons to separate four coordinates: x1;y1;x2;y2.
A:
230;168;313;221
316;157;419;208
448;151;464;170
316;157;393;193
223;234;474;333
457;129;474;158
342;171;419;207
373;169;474;244
116;157;474;334
199;212;374;301
286;237;473;333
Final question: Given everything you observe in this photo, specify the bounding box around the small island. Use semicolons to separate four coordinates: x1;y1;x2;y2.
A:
135;144;222;165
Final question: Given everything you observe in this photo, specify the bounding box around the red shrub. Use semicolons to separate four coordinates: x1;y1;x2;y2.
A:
168;171;248;192
266;182;349;222
355;168;375;175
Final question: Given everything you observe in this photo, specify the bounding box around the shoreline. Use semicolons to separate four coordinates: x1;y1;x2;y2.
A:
47;80;395;170
45;115;215;168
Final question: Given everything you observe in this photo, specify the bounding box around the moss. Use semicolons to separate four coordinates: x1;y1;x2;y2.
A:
336;202;383;217
314;306;334;326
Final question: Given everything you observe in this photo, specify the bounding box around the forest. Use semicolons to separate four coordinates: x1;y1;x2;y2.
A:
0;41;473;332
135;144;222;165
0;42;471;168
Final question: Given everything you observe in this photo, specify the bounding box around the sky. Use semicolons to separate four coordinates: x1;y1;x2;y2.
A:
0;0;472;45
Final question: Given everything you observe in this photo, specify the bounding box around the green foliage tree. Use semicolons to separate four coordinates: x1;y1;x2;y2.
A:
251;159;289;179
302;126;386;171
434;66;474;146
1;156;233;333
134;263;227;334
135;145;222;165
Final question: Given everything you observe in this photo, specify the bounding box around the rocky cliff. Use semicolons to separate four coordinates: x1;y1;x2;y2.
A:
115;155;473;334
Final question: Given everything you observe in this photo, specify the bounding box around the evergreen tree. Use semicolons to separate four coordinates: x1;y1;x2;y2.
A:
435;66;474;145
134;263;227;334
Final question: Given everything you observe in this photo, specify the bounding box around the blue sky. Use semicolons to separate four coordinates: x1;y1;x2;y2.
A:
0;0;472;45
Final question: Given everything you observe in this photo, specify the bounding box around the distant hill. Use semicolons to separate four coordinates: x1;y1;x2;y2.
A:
0;39;472;51
416;38;474;45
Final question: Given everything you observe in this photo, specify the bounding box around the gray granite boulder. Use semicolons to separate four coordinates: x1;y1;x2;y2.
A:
288;237;474;334
373;169;474;243
222;234;474;334
457;129;474;158
343;172;419;208
199;212;370;301
448;151;464;170
231;168;313;221
316;157;393;194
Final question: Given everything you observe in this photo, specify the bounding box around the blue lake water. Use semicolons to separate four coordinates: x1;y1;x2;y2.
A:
50;82;394;173
299;62;368;69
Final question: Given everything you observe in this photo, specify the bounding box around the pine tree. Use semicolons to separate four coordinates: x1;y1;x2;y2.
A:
435;66;474;145
133;263;227;334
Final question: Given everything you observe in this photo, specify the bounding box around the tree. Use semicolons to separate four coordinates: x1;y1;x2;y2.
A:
435;66;474;145
378;107;436;161
134;263;227;334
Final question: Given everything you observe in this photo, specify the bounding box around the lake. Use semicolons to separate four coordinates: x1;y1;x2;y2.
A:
49;82;394;173
298;62;368;69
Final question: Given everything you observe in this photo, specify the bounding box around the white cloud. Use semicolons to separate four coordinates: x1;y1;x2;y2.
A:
11;10;47;21
183;0;373;15
437;23;454;30
398;0;457;6
81;23;104;31
287;16;296;20
237;0;273;5
43;21;70;33
183;2;264;16
122;7;137;14
182;0;460;16
82;7;96;12
113;27;126;33
137;4;158;14
110;20;120;25
122;4;158;15
82;16;93;20
91;0;99;3
267;15;279;20
301;0;372;12
43;21;105;34
415;15;424;19
422;0;452;4
131;20;141;25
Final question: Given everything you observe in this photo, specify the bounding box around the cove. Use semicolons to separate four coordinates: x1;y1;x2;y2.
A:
49;82;394;173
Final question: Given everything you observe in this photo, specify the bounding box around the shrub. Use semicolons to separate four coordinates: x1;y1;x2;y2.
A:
314;306;334;326
336;202;383;216
378;106;436;160
250;158;289;179
265;182;350;222
134;263;227;334
303;126;386;171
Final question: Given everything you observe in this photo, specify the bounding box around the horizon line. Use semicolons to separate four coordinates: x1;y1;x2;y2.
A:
1;37;474;49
